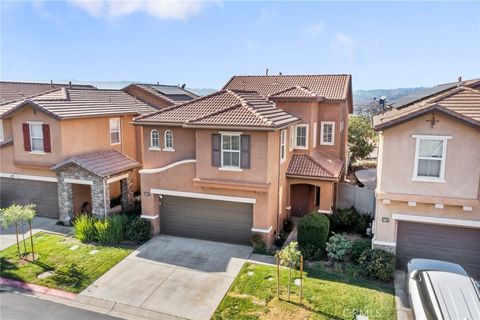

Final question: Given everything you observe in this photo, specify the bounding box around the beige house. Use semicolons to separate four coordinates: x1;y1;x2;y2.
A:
0;82;154;220
134;75;352;246
372;79;480;278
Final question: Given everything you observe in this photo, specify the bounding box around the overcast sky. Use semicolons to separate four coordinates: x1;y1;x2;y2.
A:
1;1;479;90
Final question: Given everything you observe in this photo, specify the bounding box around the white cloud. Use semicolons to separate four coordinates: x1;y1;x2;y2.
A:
68;0;219;21
332;32;355;62
301;22;324;38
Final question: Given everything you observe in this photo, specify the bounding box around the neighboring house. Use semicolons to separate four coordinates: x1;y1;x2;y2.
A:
0;83;155;221
123;83;199;110
372;79;480;278
134;74;352;246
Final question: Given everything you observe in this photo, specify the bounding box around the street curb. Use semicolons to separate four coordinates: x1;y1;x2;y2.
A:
0;277;77;300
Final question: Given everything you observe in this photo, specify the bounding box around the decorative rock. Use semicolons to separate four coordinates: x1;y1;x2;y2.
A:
69;245;79;250
355;314;368;320
294;278;301;286
89;250;99;255
247;271;254;276
37;271;54;279
267;277;273;281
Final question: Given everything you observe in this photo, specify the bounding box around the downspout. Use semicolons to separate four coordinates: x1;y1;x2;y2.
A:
103;178;108;218
276;131;281;239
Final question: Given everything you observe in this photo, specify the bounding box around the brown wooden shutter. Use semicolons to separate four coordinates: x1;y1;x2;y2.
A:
240;135;250;169
42;124;51;153
211;134;221;167
22;123;31;151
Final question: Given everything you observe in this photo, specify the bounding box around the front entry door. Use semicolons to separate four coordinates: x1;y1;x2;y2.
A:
291;184;311;217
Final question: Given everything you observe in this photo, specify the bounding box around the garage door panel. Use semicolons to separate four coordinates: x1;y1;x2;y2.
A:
397;222;480;279
0;178;59;219
160;195;253;245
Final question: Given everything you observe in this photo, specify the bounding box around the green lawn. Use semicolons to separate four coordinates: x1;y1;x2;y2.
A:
213;262;396;320
0;232;134;293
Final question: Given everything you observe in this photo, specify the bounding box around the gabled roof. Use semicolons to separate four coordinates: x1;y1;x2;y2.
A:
1;87;155;119
287;152;344;180
269;86;320;100
134;90;300;130
223;74;351;101
0;81;95;104
388;78;480;109
123;83;199;105
373;86;480;130
51;149;140;177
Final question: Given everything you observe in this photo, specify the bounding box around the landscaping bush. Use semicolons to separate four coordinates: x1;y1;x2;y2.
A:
298;213;330;252
326;233;352;261
108;214;129;244
94;219;112;244
300;243;323;261
358;248;395;282
351;238;372;263
329;207;372;235
282;218;294;233
251;233;267;254
125;217;152;243
73;215;96;243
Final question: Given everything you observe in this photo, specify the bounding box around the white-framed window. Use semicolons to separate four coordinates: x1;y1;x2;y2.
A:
109;118;121;145
29;122;44;152
413;135;450;182
164;130;174;150
0;119;4;142
221;133;241;169
320;121;335;145
280;129;286;163
313;122;317;148
294;124;308;149
289;126;294;151
150;129;160;149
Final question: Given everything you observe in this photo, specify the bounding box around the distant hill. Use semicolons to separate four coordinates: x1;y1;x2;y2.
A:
353;87;424;115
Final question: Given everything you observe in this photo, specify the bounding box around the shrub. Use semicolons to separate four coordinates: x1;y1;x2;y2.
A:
329;207;372;235
300;243;323;261
94;219;112;244
298;213;330;252
358;248;395;282
282;218;294;233
351;238;372;263
73;215;96;243
326;233;352;261
251;233;267;254
125;217;152;243
108;215;129;244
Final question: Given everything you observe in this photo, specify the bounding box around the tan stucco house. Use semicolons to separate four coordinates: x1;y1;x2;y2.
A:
372;79;480;278
0;81;155;221
134;75;352;246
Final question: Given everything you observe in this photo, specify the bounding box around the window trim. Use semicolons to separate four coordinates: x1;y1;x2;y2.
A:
220;133;241;170
163;130;174;151
109;117;121;145
412;134;451;183
289;126;294;151
28;121;44;153
280;129;286;164
294;124;309;150
0;119;3;142
313;122;317;148
320;121;335;146
150;129;160;150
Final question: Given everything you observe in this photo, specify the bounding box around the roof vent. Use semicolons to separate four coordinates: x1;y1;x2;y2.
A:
265;68;269;76
181;83;186;89
69;81;72;89
458;76;462;83
157;81;159;85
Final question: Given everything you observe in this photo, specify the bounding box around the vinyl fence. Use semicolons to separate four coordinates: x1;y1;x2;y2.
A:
336;182;375;215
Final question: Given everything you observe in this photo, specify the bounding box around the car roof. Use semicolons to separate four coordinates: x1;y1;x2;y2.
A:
408;259;468;276
425;271;480;320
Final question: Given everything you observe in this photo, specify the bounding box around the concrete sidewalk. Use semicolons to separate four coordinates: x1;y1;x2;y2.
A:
394;270;414;320
0;216;72;250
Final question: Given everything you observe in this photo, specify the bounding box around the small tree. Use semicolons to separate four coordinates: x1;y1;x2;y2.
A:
348;115;376;163
278;241;301;301
21;204;37;261
0;204;37;260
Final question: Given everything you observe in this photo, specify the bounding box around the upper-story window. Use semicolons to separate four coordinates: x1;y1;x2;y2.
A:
221;134;240;168
321;121;335;145
150;129;160;149
280;129;286;163
109;118;121;145
413;135;450;182
0;120;3;142
164;130;174;150
30;122;44;152
294;124;308;149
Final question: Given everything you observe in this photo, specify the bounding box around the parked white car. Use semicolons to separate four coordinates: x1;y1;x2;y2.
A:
406;259;480;320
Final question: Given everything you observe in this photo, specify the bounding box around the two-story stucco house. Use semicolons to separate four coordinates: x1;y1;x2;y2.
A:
372;79;480;278
0;82;155;221
134;75;352;246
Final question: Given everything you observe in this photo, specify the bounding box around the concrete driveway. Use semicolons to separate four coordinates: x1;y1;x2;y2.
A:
80;235;252;320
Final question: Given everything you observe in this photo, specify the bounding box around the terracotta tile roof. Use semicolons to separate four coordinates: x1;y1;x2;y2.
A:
126;84;198;105
1;87;155;119
0;81;95;104
223;74;351;100
134;90;300;129
269;86;318;99
287;152;344;180
51;149;140;177
373;86;480;130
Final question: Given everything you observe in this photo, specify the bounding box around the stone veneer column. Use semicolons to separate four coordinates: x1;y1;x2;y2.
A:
57;175;74;223
372;242;396;254
91;177;110;219
120;172;134;212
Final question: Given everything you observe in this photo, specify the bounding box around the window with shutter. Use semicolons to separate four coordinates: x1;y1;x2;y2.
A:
240;135;250;169
22;123;31;151
42;124;51;153
211;134;221;167
29;122;44;152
